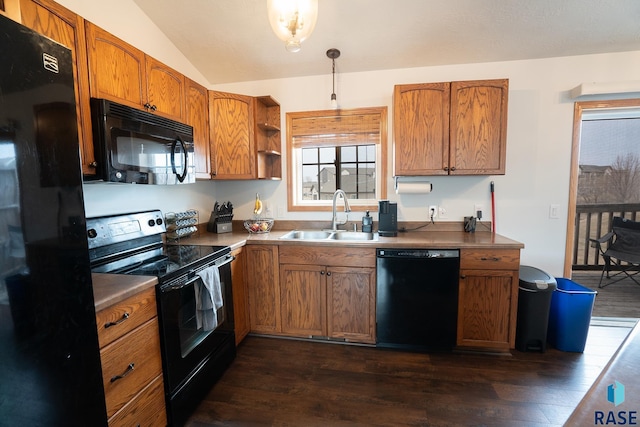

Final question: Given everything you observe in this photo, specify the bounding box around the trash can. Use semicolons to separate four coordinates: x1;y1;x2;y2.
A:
515;266;557;352
547;278;597;352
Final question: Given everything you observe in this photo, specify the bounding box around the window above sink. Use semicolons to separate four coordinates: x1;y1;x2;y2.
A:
286;107;388;213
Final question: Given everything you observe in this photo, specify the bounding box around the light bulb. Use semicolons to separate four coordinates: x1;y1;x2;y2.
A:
267;0;318;52
285;40;301;53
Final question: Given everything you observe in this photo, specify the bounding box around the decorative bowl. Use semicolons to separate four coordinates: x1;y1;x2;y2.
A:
244;218;274;234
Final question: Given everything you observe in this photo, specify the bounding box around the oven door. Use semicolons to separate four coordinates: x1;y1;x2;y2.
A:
158;255;234;394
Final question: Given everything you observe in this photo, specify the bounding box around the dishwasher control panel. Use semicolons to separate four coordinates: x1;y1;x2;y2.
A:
377;249;459;258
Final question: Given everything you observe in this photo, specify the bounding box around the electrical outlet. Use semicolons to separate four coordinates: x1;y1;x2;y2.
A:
549;204;560;219
474;204;484;219
429;205;438;219
438;206;447;218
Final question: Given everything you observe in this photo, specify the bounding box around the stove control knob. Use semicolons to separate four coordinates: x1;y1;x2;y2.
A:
87;228;97;239
115;171;123;180
148;219;155;227
156;218;163;225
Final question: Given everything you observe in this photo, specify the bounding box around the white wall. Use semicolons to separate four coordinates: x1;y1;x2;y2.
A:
59;0;640;276
212;52;640;276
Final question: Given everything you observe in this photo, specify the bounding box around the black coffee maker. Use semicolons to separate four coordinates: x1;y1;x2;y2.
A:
378;200;398;237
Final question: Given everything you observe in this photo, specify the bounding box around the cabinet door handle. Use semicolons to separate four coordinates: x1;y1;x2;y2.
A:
326;271;331;276
480;257;501;262
460;274;466;279
104;312;129;328
444;166;449;172
144;102;152;110
320;270;325;275
450;166;456;171
110;363;135;382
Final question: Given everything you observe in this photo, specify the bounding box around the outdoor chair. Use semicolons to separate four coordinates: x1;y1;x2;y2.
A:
589;216;640;288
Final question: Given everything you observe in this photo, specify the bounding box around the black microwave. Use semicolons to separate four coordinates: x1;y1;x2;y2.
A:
89;98;195;184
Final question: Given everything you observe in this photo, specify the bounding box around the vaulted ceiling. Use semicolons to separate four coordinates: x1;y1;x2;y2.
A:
132;0;640;85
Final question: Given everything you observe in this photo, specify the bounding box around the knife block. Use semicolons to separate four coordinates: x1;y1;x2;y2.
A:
207;213;233;233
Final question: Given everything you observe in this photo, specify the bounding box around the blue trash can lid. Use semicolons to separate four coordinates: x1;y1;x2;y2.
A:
519;265;557;291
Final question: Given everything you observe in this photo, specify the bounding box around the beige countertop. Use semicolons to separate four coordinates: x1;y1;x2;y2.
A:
92;273;158;312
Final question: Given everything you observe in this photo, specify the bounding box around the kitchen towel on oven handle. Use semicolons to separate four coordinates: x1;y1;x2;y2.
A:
195;265;223;330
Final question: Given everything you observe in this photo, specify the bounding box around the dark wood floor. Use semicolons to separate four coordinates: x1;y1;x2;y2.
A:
185;323;633;427
185;270;639;427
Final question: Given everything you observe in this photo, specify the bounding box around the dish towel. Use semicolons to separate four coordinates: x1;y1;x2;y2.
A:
194;265;223;331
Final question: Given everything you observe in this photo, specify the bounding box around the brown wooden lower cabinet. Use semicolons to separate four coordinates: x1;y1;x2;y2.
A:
95;287;167;426
456;249;520;352
246;243;519;351
231;246;251;345
279;263;376;343
326;266;376;344
280;263;326;337
278;263;376;343
246;244;281;334
246;245;376;344
107;375;166;427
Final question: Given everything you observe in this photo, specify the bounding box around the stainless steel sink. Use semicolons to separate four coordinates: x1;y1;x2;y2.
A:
279;230;334;240
329;231;378;241
279;230;378;241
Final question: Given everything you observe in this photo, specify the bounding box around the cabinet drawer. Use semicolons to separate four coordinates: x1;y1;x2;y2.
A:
101;317;163;418
96;287;157;348
279;245;376;268
108;375;167;427
460;249;519;270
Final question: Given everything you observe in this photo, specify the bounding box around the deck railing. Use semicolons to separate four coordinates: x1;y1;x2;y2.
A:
572;203;640;270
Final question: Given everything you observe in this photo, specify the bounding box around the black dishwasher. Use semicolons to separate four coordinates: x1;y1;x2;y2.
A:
376;248;460;351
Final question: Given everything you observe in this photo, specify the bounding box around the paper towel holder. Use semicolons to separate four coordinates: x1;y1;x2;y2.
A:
394;176;433;193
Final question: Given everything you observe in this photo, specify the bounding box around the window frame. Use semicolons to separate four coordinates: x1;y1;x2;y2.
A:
286;107;388;212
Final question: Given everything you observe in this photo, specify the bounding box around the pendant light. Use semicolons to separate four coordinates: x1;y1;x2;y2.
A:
267;0;318;53
327;48;340;109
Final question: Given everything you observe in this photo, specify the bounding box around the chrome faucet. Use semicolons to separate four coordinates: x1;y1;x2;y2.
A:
331;189;351;231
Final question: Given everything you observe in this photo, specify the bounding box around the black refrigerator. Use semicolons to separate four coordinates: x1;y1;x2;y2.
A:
0;15;107;426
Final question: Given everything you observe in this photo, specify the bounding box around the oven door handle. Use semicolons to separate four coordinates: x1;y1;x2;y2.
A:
215;254;235;268
160;254;235;293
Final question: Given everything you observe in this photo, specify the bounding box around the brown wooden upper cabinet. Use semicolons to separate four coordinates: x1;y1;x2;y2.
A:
394;79;508;176
186;78;211;180
1;0;21;21
85;21;186;121
19;0;96;176
209;90;255;179
209;91;282;180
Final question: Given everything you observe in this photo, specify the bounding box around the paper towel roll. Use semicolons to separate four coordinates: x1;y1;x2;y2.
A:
395;180;433;194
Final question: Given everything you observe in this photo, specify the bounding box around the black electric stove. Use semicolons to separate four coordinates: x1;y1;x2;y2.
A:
86;210;235;426
90;240;229;284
